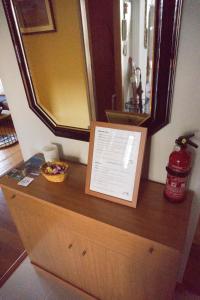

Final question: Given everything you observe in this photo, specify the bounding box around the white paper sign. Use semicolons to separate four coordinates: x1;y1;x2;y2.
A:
90;126;141;201
18;176;34;187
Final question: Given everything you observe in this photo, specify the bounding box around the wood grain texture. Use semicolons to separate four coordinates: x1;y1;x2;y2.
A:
105;247;178;300
0;143;23;176
2;187;180;300
0;161;192;251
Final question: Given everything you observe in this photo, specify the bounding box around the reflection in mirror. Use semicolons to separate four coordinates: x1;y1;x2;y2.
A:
120;0;155;115
12;0;94;129
3;0;183;140
87;0;156;126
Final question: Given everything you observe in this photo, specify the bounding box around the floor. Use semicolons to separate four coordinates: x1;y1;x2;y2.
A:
175;286;200;300
0;188;25;285
0;257;200;300
0;258;94;300
0;114;18;150
0;143;23;176
0;143;25;285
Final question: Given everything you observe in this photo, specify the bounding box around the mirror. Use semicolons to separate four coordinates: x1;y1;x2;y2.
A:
3;0;183;141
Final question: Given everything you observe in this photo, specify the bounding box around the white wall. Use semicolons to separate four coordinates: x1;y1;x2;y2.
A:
0;0;200;280
148;0;200;280
149;0;200;186
149;0;200;224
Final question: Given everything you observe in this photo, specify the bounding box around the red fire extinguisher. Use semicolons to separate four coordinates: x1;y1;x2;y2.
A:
164;134;198;203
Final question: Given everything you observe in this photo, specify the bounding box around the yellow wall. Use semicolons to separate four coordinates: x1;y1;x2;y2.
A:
22;0;90;129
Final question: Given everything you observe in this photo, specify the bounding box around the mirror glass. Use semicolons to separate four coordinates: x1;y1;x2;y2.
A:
13;0;92;130
120;0;155;115
86;0;156;125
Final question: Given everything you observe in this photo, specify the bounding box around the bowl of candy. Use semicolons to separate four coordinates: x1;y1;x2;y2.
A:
41;161;69;182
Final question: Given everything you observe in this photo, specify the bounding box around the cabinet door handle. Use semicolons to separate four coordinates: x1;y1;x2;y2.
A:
11;194;16;199
82;250;87;256
68;243;73;249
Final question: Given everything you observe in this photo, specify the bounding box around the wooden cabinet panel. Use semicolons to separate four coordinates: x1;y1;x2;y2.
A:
72;237;106;299
3;188;106;299
1;185;183;300
3;188;79;285
105;247;178;300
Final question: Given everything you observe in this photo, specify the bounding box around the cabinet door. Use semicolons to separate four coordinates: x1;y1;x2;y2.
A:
57;217;106;299
105;246;178;300
2;189;80;285
71;236;106;299
3;188;106;299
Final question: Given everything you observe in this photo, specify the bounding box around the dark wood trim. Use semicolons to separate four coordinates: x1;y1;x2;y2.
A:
0;250;27;287
144;0;183;134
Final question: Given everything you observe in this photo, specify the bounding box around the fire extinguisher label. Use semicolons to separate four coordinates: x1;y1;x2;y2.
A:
165;174;187;200
170;164;190;172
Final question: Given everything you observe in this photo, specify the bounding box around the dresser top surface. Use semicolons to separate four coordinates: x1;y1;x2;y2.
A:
0;161;192;251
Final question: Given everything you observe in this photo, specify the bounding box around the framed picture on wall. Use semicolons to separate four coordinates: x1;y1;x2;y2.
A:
13;0;56;34
85;121;147;208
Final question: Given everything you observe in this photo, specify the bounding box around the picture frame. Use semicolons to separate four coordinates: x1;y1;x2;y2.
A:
13;0;56;34
85;121;147;208
105;110;150;126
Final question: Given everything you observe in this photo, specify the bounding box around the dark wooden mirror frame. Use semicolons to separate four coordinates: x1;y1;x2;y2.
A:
3;0;183;141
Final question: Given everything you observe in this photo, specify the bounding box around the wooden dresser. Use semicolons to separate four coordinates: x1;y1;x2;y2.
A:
0;161;192;300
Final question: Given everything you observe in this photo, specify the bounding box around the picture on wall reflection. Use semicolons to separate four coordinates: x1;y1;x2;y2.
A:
14;0;56;34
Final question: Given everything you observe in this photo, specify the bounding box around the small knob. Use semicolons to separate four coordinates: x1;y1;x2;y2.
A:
11;194;16;199
82;250;87;256
149;247;154;254
68;244;73;249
